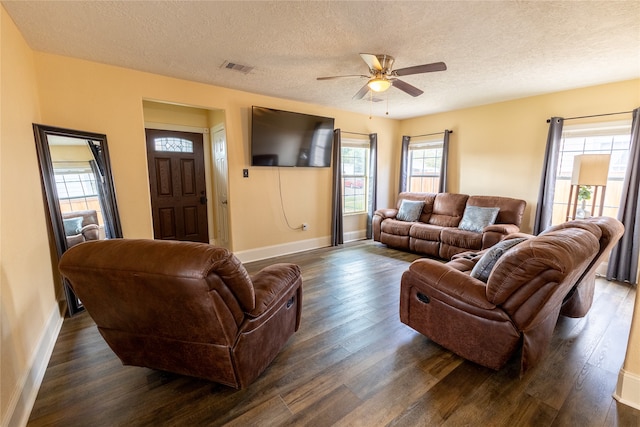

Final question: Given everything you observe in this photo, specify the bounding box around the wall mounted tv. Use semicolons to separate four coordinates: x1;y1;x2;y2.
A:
251;106;335;167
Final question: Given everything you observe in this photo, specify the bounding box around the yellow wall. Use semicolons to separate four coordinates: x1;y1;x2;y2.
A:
33;53;398;252
0;8;59;425
399;79;640;233
49;144;94;162
143;100;211;128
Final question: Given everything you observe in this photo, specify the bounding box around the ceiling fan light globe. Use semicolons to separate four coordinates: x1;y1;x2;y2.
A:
368;78;391;92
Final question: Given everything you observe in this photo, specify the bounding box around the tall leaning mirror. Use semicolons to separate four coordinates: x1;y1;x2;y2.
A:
34;124;123;316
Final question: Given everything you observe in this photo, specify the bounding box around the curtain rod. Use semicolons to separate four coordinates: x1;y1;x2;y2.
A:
341;131;371;136
546;110;632;123
410;130;452;138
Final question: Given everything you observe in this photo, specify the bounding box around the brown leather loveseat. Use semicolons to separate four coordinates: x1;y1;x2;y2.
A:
59;239;303;388
62;209;100;247
399;217;623;372
373;192;526;259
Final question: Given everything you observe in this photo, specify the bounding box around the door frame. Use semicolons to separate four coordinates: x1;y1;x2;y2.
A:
144;122;214;243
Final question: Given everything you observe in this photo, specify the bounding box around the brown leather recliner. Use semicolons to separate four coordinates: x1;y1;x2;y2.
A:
59;239;303;389
547;217;625;317
399;218;622;372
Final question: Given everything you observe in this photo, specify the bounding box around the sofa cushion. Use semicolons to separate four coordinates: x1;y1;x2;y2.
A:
440;228;483;252
396;192;436;223
470;237;528;282
396;199;425;222
381;218;413;235
428;193;469;227
459;206;500;233
409;223;443;241
467;195;526;227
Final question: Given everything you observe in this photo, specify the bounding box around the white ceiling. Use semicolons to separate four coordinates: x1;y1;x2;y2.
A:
3;1;640;119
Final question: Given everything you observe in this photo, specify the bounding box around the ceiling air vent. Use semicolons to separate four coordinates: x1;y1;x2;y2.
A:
221;61;254;74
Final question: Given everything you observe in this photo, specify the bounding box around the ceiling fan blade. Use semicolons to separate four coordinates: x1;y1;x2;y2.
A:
392;79;424;97
317;74;368;81
394;62;447;76
360;53;383;71
353;83;371;100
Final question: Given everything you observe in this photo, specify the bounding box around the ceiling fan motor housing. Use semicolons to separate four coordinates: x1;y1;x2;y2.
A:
372;54;395;74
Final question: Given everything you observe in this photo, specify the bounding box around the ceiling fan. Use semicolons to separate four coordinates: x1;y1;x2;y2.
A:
317;53;446;99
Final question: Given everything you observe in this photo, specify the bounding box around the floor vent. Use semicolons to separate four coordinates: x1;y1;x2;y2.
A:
221;61;254;74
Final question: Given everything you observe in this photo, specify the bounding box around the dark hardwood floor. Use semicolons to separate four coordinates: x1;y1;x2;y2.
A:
28;241;639;426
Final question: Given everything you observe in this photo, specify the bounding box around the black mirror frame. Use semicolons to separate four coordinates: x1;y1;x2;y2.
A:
33;124;123;316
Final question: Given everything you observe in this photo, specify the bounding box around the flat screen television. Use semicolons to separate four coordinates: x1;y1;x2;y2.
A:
251;106;335;167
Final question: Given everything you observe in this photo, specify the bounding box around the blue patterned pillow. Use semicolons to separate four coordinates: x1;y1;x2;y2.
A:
396;200;425;222
458;206;500;233
470;237;528;282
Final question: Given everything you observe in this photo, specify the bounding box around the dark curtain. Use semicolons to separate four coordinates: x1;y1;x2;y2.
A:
439;130;451;193
87;140;117;239
89;160;116;239
331;129;343;246
367;133;378;239
87;141;105;175
399;136;410;193
533;117;564;234
607;107;640;285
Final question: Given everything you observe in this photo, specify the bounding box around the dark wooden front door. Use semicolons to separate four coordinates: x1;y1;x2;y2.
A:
145;129;209;243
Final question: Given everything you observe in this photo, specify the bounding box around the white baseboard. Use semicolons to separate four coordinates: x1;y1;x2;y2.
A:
344;229;368;243
233;231;369;264
4;304;63;427
613;367;640;410
234;236;332;263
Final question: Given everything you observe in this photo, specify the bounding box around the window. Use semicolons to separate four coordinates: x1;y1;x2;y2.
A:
342;140;369;214
54;162;103;220
551;120;632;225
154;137;193;153
408;138;443;192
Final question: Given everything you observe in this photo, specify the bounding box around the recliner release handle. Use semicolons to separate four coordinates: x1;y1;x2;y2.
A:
417;293;430;304
286;296;295;308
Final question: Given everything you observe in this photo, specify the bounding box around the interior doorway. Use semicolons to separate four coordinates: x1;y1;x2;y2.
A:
145;128;209;243
212;124;230;248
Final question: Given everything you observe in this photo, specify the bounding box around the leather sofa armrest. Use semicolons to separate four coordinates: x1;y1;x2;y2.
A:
448;250;484;272
374;208;398;220
66;233;85;247
481;224;521;250
407;259;495;310
483;223;520;234
248;263;302;318
81;224;100;241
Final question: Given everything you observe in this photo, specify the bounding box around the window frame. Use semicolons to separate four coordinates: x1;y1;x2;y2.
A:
551;119;632;224
53;161;102;215
407;137;444;193
341;139;370;215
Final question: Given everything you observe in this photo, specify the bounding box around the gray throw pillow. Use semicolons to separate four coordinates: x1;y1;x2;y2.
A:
458;206;500;233
396;200;425;222
470;237;528;282
63;217;83;236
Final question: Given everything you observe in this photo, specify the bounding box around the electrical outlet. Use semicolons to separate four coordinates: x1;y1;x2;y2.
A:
302;223;308;231
242;169;249;178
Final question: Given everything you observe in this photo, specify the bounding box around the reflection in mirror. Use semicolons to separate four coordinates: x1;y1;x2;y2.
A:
33;124;122;316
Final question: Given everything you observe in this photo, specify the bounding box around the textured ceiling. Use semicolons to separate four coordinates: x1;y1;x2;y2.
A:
3;1;640;119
